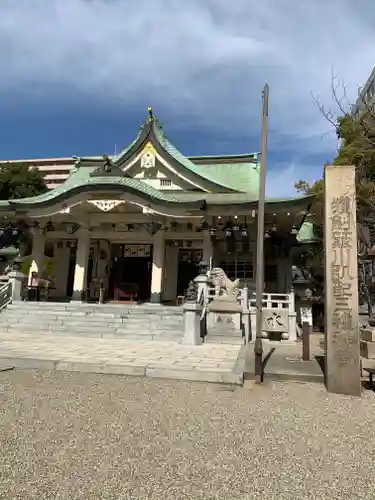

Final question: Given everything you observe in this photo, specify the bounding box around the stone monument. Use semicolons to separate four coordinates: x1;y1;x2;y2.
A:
324;165;361;397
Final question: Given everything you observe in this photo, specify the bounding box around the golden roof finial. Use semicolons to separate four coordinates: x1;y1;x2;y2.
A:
148;106;153;120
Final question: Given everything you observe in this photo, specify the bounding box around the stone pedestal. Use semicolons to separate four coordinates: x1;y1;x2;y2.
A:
324;165;361;397
182;302;203;345
8;271;26;302
360;325;375;359
288;312;297;342
194;273;208;301
206;299;244;344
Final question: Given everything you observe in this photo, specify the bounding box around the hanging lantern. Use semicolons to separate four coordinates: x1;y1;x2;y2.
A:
45;221;54;232
241;227;248;238
63;222;79;235
224;222;233;238
265;230;271;239
232;216;240;232
290;225;298;235
199;220;209;231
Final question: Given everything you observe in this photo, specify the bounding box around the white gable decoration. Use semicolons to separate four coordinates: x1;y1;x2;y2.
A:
141;150;156;169
122;141;208;192
88;200;124;212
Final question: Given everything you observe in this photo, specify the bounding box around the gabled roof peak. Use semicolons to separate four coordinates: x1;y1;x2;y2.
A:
142;106;164;136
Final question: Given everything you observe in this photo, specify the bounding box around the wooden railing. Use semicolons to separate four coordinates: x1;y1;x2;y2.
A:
247;292;295;314
206;285;295;314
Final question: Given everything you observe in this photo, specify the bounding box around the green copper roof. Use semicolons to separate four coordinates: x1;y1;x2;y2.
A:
296;221;319;243
2;164;188;206
95;112;259;193
0;110;314;213
193;162;259;194
152;123;246;192
0;156;314;212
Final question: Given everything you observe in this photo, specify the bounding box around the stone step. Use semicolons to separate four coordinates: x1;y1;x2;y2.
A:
361;328;375;342
2;313;126;324
4;309;183;320
206;329;243;337
0;327;183;342
1;320;183;333
204;336;245;345
3;316;183;329
360;340;375;359
7;303;182;315
2;312;182;324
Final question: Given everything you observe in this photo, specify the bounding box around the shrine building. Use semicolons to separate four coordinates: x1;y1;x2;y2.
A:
0;108;314;303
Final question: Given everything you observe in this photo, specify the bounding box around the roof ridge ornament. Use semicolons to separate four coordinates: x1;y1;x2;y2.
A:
90;155;125;178
146;106;163;133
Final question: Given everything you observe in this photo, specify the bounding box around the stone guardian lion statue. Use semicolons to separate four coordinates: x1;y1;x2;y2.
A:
209;267;240;302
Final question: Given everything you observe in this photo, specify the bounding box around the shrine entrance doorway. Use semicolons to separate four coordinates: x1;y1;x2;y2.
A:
109;243;152;302
176;248;202;297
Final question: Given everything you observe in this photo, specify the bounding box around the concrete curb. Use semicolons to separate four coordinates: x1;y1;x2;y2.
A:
262;371;324;383
0;356;243;385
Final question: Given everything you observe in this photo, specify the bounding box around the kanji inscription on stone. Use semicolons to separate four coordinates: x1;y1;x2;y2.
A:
324;165;361;397
261;308;288;333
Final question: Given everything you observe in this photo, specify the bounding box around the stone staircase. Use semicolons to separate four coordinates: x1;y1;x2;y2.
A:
0;302;184;342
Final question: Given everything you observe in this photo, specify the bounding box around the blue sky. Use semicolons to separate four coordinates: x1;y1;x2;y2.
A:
1;0;374;196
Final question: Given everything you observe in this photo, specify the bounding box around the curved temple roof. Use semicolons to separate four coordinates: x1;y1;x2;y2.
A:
0;109;314;213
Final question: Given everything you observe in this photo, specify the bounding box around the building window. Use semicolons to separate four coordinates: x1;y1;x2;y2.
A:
219;256;254;281
160;179;172;187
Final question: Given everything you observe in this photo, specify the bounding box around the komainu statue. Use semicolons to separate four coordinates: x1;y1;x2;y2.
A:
209;267;240;303
207;268;242;314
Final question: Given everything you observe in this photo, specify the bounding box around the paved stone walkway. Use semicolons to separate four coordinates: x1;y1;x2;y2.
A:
0;333;243;384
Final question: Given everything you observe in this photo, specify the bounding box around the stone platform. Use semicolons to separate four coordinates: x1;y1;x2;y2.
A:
0;332;243;385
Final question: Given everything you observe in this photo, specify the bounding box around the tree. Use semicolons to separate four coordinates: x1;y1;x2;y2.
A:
311;76;375;198
0;163;47;251
296;75;375;223
0;163;47;200
297;76;375;312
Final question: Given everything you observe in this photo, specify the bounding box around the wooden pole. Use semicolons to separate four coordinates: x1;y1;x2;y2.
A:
302;321;311;361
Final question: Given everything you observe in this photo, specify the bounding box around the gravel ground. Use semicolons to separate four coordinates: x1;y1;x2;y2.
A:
1;370;375;500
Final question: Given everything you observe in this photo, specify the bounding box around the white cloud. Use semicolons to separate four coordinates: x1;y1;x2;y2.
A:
0;0;374;191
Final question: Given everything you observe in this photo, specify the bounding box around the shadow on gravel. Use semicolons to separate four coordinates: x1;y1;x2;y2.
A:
262;348;276;375
314;355;326;377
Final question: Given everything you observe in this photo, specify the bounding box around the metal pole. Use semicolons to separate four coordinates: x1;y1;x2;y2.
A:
254;84;269;384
